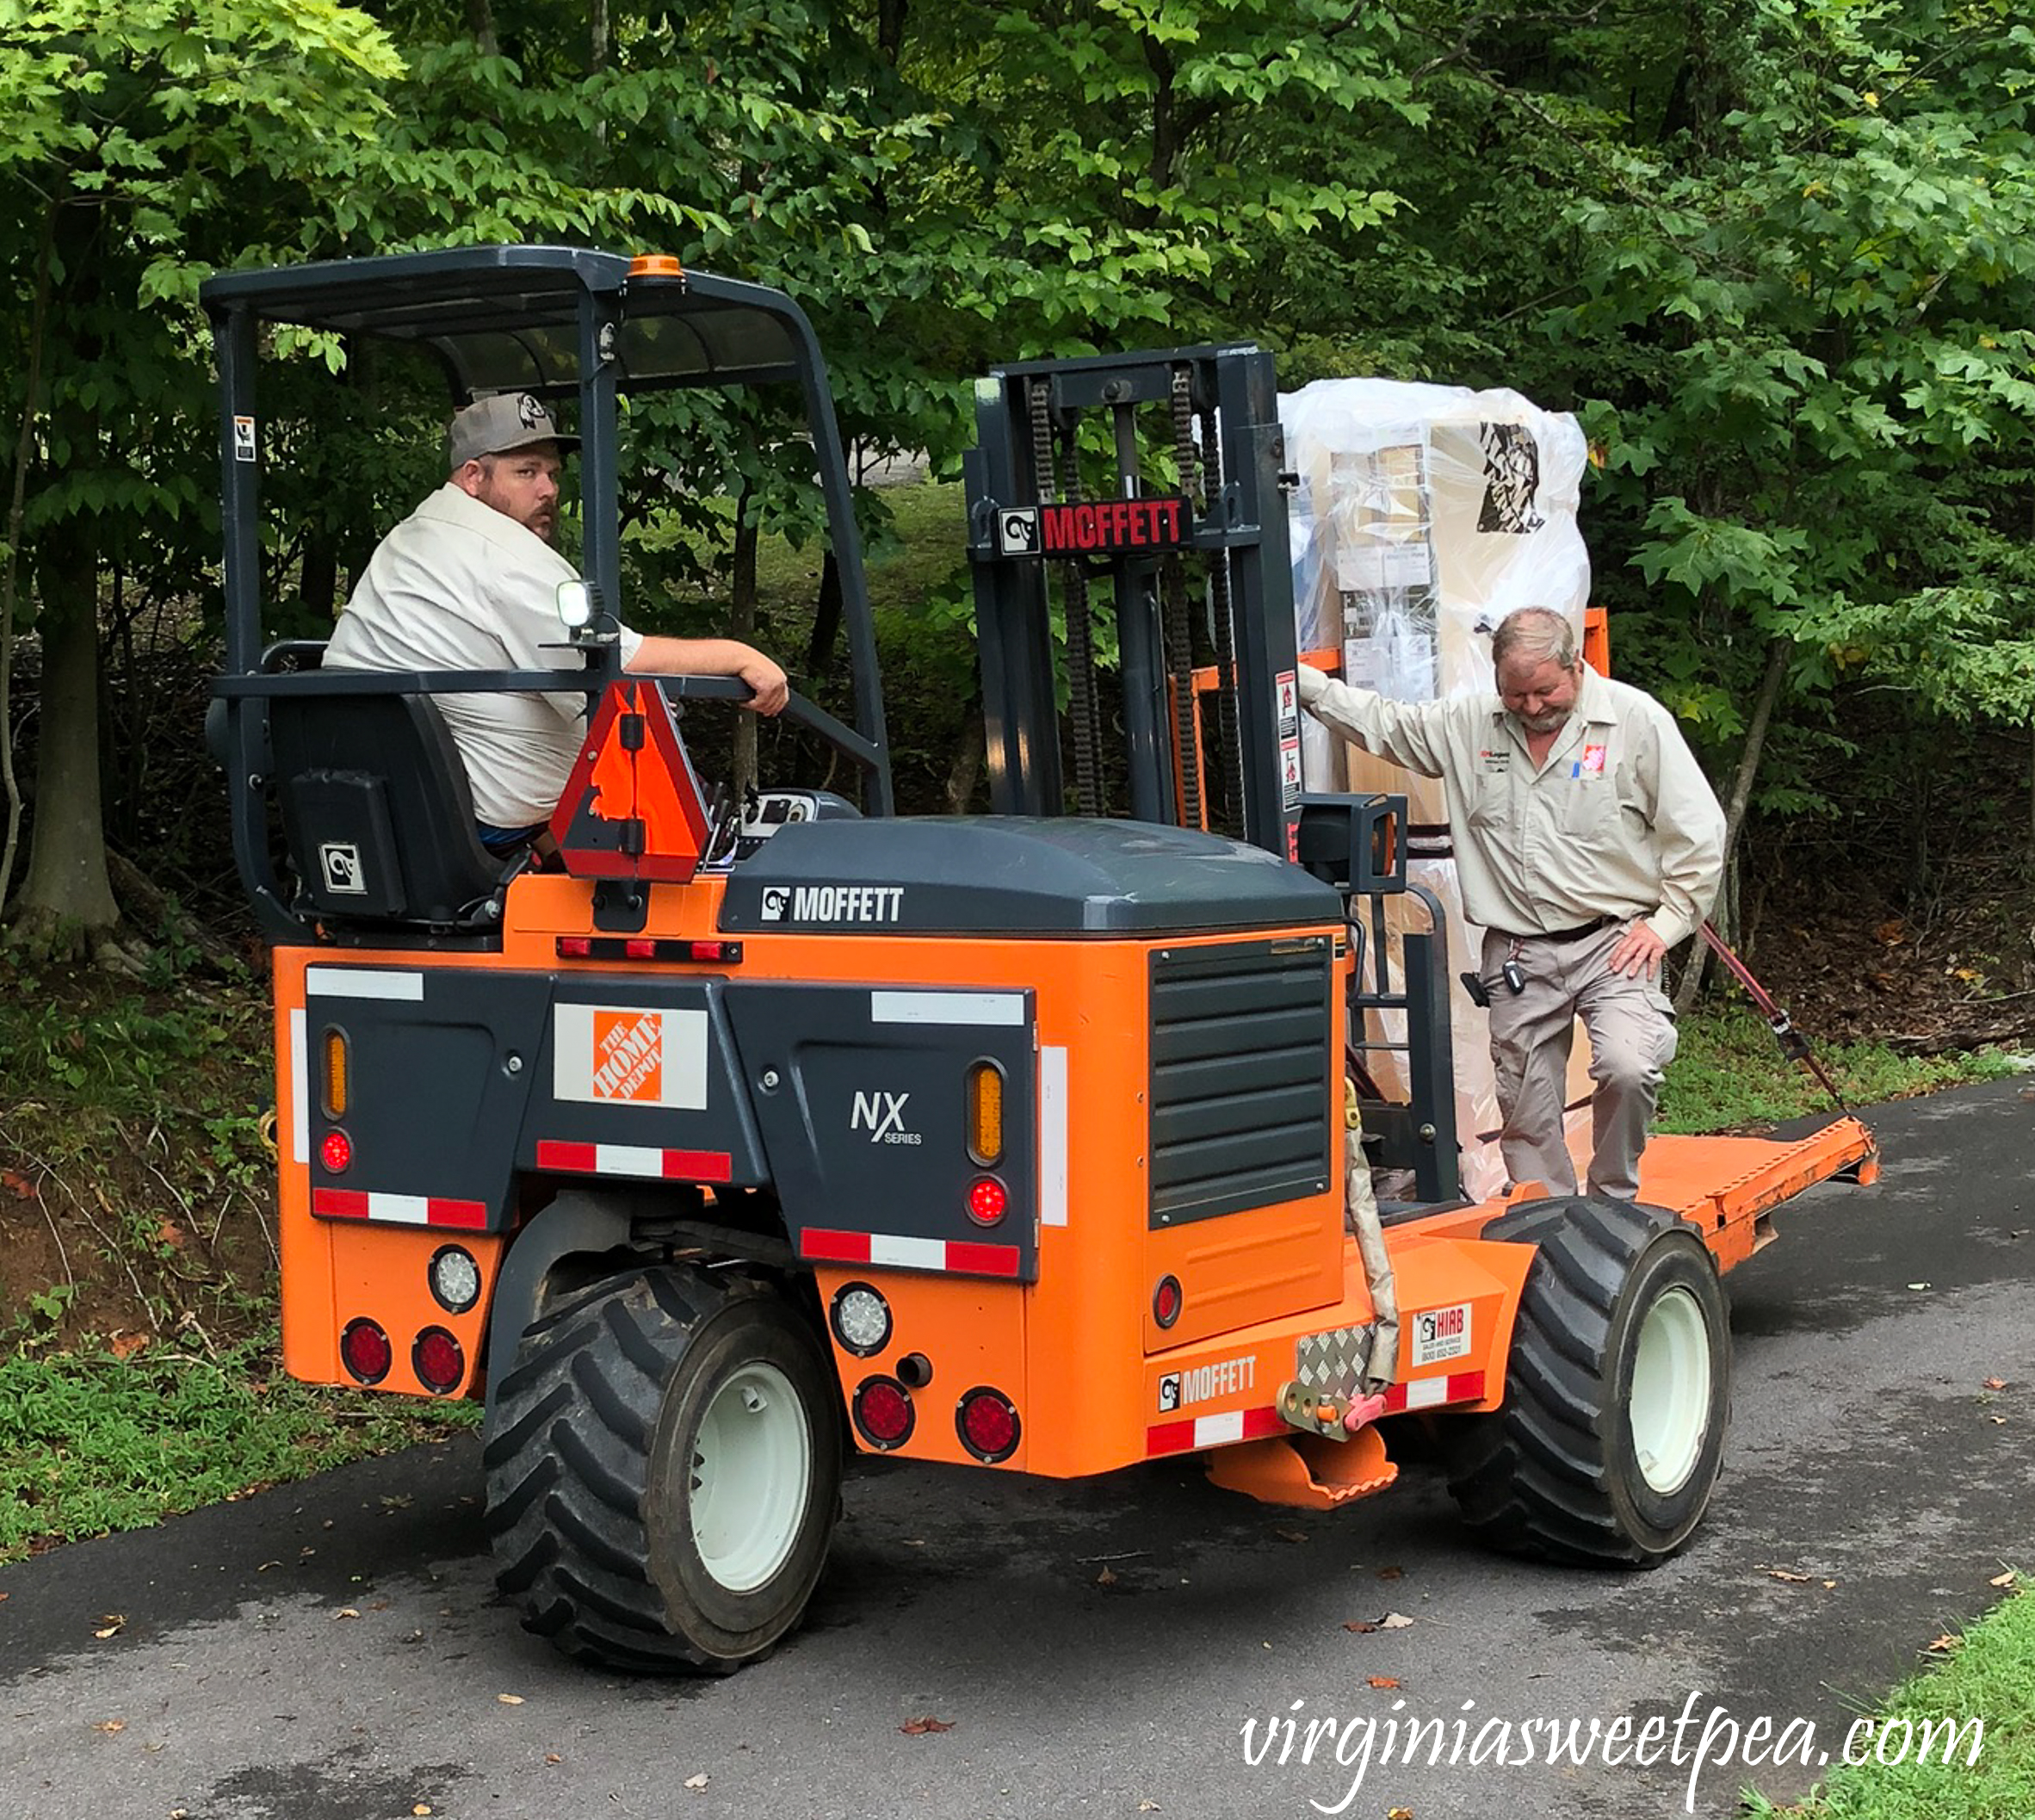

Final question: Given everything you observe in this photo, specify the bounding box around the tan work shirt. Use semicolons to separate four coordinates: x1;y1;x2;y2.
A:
1297;662;1725;947
325;484;643;827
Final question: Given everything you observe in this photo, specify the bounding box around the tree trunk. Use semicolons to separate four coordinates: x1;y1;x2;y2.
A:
943;705;986;813
1674;633;1788;1015
805;548;843;677
0;203;56;914
11;518;121;956
729;492;759;802
465;0;498;57
877;0;908;64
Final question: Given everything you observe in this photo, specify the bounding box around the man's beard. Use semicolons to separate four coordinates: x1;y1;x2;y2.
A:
1519;707;1569;735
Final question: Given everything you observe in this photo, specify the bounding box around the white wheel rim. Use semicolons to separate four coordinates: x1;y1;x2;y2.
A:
691;1361;813;1593
1627;1285;1710;1496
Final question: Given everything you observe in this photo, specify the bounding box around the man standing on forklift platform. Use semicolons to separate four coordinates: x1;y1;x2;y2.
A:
324;392;789;853
1296;605;1725;1201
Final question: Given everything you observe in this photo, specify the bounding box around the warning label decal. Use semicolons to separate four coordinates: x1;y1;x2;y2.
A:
1410;1302;1472;1368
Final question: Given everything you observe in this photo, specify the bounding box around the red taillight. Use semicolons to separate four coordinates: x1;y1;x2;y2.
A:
340;1318;392;1384
320;1128;352;1173
689;940;735;962
956;1387;1020;1464
1153;1275;1183;1328
555;936;593;958
853;1377;915;1449
624;938;656;959
412;1327;465;1395
967;1176;1008;1226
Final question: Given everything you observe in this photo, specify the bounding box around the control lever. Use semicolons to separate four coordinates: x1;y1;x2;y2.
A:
702;781;741;868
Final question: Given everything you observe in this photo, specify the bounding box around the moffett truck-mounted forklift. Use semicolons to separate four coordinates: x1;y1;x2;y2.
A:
206;245;1877;1674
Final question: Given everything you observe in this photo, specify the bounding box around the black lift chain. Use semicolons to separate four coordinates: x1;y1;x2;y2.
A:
1160;555;1202;829
1030;380;1104;817
1199;401;1244;838
1170;362;1203;508
1166;363;1205;828
1060;425;1107;818
1028;377;1056;507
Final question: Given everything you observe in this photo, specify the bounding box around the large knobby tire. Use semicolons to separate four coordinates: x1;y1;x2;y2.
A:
1442;1197;1731;1566
482;1265;842;1672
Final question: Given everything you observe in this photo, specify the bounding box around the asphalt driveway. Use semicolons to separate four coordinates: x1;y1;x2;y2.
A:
4;1077;2032;1820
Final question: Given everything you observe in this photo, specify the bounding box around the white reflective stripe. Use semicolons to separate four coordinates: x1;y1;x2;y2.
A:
1039;1045;1068;1228
869;990;1025;1027
1401;1377;1448;1411
288;1007;308;1167
596;1144;664;1176
368;1193;430;1226
306;966;424;1002
868;1233;948;1270
1194;1410;1246;1447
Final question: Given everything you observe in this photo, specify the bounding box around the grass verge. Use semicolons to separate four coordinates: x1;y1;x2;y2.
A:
0;1335;474;1561
1746;1585;2034;1818
1657;1005;2020;1135
0;944;478;1563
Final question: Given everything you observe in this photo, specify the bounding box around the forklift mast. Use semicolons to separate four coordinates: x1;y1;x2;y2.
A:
962;346;1302;861
962;345;1462;1203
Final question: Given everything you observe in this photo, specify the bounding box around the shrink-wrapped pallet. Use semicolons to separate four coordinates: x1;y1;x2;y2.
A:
1282;379;1592;1199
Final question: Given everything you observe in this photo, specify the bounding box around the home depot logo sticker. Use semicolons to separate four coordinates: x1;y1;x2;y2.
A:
554;1003;710;1111
593;1009;662;1102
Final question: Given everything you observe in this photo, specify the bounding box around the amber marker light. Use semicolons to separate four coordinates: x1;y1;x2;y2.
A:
321;1026;349;1119
967;1060;1005;1166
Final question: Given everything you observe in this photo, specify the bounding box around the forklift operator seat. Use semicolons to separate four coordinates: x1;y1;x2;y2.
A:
268;691;512;930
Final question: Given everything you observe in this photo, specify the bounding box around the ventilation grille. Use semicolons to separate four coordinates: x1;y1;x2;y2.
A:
1149;938;1333;1227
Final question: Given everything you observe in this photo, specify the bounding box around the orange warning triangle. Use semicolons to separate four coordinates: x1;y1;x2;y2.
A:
548;679;711;882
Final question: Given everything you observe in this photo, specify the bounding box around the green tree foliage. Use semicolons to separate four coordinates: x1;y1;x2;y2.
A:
0;0;411;952
0;0;2031;946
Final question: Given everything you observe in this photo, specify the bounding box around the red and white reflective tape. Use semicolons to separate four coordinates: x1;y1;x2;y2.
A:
1381;1369;1488;1414
1146;1405;1288;1458
312;1188;486;1229
535;1139;733;1184
1143;1373;1489;1457
800;1227;1021;1278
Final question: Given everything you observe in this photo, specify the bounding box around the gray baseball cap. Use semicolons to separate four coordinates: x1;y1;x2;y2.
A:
446;392;579;468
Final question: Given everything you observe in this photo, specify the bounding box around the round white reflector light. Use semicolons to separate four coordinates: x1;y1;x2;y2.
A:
832;1284;892;1357
429;1246;483;1315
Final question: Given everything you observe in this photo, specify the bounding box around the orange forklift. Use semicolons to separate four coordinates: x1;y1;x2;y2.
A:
204;245;1877;1675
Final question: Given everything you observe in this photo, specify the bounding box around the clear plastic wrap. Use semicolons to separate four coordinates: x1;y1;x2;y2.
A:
1282;379;1595;1198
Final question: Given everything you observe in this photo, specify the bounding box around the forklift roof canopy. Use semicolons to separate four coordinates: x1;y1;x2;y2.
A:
200;245;811;399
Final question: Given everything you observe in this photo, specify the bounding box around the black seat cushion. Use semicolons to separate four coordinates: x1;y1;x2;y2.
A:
269;693;506;926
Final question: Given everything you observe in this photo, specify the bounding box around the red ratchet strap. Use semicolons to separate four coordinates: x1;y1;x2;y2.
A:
1698;921;1853;1114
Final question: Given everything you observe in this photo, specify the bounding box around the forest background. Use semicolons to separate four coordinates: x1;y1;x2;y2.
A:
0;0;2032;1388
